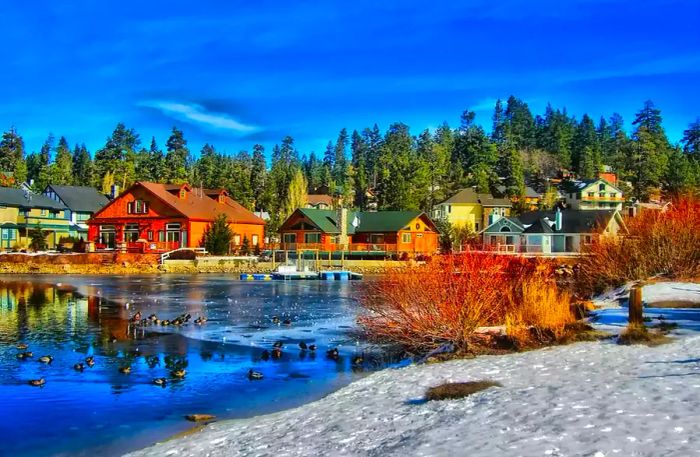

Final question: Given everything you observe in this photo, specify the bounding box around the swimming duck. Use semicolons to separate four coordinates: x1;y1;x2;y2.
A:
247;369;264;380
85;356;95;367
153;319;161;325
260;350;270;361
352;356;364;366
172;318;183;326
16;343;28;350
171;369;186;379
298;342;307;350
118;365;131;374
271;348;282;359
74;363;85;372
326;348;340;360
272;341;284;348
282;319;292;326
16;351;33;360
148;314;158;321
28;378;45;387
194;317;207;325
38;355;53;364
153;377;167;387
161;320;171;326
271;316;280;325
308;344;317;351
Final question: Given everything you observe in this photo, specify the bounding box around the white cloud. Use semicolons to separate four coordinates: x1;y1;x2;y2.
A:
139;100;258;133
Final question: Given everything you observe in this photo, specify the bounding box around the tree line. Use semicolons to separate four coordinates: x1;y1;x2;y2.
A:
0;96;699;234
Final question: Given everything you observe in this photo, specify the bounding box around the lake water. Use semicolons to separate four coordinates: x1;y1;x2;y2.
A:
0;275;389;457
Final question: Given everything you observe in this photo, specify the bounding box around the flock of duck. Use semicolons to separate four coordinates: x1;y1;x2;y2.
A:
16;310;364;388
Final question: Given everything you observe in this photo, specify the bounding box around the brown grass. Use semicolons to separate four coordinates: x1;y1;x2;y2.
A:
359;253;575;353
617;323;672;346
578;196;700;295
425;380;502;401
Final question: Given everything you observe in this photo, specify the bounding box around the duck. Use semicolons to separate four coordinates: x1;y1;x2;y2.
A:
326;348;340;360
271;316;280;325
161;320;171;326
148;314;158;321
28;378;45;387
247;369;264;380
85;356;95;367
352;356;364;366
74;362;85;372
271;348;282;359
16;343;28;350
260;350;270;361
194;317;207;325
282;319;292;326
16;351;33;360
38;355;54;364
272;341;284;348
298;342;308;350
153;319;161;325
308;344;317;351
171;369;186;379
118;365;131;374
153;377;167;387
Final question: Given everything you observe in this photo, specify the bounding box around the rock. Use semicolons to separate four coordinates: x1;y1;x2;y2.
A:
185;414;216;422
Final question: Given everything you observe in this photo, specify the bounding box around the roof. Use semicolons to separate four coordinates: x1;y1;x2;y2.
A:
561;178;622;194
289;208;435;234
45;185;110;213
523;218;554;234
0;187;66;210
94;182;265;225
519;209;616;234
440;188;512;207
496;185;541;199
306;194;334;207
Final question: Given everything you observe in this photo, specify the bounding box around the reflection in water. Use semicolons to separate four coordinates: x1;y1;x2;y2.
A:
0;276;395;457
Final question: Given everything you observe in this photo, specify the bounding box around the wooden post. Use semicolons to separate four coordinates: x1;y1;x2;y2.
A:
629;284;643;325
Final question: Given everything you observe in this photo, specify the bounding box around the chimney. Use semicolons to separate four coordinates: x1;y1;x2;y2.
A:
110;184;120;199
555;207;562;231
336;207;348;248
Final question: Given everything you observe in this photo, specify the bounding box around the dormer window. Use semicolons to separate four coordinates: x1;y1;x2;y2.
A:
218;194;225;203
179;189;187;199
599;183;605;191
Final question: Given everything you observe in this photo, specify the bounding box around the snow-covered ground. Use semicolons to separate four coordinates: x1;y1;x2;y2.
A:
127;283;700;457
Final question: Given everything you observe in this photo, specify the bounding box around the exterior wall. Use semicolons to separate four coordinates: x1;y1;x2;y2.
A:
396;216;439;254
482;206;511;229
434;203;482;230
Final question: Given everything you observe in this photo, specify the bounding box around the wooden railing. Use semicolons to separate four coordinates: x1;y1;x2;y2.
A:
277;242;402;253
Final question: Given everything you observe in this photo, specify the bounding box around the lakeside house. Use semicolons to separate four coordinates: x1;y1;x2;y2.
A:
87;182;265;253
0;186;72;249
482;208;626;254
278;208;439;257
432;188;511;231
42;185;110;240
562;178;624;211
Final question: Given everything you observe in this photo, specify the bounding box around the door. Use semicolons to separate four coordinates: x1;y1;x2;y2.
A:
565;236;574;252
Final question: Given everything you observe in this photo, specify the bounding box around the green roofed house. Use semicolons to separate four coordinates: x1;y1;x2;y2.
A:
482;207;627;254
278;208;439;257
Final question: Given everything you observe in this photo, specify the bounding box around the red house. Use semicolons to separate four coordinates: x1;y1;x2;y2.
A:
87;182;265;253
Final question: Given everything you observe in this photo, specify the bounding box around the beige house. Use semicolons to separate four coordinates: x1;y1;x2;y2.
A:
563;178;624;211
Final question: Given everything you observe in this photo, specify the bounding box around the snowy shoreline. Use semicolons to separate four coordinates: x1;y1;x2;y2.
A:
126;283;700;457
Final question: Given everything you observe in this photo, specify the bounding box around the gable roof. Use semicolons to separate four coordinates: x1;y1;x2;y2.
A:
44;185;110;213
440;188;511;207
92;182;265;225
0;187;66;210
306;194;334;207
561;178;623;195
483;217;524;233
523;218;554;234
519;209;617;234
287;208;436;234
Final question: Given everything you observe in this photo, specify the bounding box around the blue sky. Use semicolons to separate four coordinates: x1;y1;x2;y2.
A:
1;0;699;159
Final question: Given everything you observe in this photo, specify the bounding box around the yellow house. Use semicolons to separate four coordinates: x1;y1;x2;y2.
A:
433;188;512;232
0;187;72;250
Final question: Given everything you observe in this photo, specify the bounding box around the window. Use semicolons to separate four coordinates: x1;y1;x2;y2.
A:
402;233;412;243
583;235;593;245
369;234;385;244
158;231;165;242
588;192;595;198
500;226;511;232
610;193;617;198
252;234;259;245
127;202;133;214
282;233;296;244
40;209;47;216
233;235;241;245
147;230;153;241
179;189;186;199
76;213;90;221
599;183;605;191
50;211;58;219
447;205;451;214
599;192;606;198
305;233;321;243
128;200;149;214
125;223;140;242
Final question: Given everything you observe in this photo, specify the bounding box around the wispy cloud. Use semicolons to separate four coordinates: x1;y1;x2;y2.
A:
139;100;259;133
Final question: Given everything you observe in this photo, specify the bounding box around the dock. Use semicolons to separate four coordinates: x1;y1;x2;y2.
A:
240;266;362;281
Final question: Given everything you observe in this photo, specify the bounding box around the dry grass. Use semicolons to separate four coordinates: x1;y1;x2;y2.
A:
578;196;700;295
425;380;502;401
359;253;575;353
617;323;672;346
558;322;614;344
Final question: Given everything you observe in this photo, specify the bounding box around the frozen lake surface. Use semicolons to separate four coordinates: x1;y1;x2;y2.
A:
0;275;389;457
